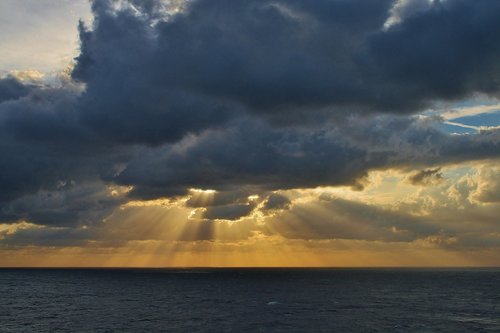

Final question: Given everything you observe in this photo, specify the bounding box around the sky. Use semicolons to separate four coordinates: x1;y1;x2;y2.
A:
0;0;499;267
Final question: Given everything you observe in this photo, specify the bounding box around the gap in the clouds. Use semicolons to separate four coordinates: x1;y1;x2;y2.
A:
451;111;500;128
438;122;477;134
424;97;500;134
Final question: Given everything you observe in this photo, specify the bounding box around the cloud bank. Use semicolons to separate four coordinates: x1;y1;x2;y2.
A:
1;0;500;260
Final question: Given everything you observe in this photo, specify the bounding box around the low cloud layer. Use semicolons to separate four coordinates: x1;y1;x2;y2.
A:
0;76;33;103
406;168;443;186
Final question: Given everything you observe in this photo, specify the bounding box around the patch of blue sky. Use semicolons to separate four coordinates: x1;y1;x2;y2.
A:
450;97;498;109
424;97;500;134
436;122;476;134
450;110;500;127
442;164;475;180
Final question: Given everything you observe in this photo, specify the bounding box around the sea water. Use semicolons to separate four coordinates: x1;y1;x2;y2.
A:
1;268;499;332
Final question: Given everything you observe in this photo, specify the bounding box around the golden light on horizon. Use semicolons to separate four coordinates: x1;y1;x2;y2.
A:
1;163;499;267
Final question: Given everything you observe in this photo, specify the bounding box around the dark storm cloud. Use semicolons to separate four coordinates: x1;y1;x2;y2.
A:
262;194;291;211
112;118;371;196
150;0;394;114
152;0;500;113
0;81;134;227
0;87;86;203
72;0;500;139
113;115;500;200
70;0;500;148
0;84;134;204
0;76;33;103
203;203;256;221
1;89;499;229
337;115;500;167
73;0;237;145
406;168;443;186
0;182;125;227
370;0;500;105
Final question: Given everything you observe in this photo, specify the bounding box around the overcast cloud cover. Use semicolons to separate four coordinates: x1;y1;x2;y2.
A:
1;0;500;264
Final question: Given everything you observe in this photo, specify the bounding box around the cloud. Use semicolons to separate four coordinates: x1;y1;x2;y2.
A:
406;168;443;185
113;115;500;200
112;118;371;197
470;166;500;203
71;0;500;143
1;0;500;255
265;195;439;242
384;0;433;28
203;203;256;221
1;80;499;231
0;223;93;247
73;0;237;145
370;0;500;106
262;193;291;211
0;86;83;202
0;76;33;103
0;82;133;205
186;188;257;208
0;182;126;227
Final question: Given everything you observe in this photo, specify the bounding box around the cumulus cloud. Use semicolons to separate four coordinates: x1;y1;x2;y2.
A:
371;0;500;106
262;194;291;211
406;168;443;185
73;0;237;145
0;76;33;103
72;0;500;140
470;166;500;203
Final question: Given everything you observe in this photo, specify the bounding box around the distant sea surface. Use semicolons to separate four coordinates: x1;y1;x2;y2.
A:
1;268;499;332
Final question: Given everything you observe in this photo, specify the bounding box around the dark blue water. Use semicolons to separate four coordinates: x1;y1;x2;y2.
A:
1;268;499;332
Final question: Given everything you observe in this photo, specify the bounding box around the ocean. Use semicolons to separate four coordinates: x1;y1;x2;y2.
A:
1;268;499;332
